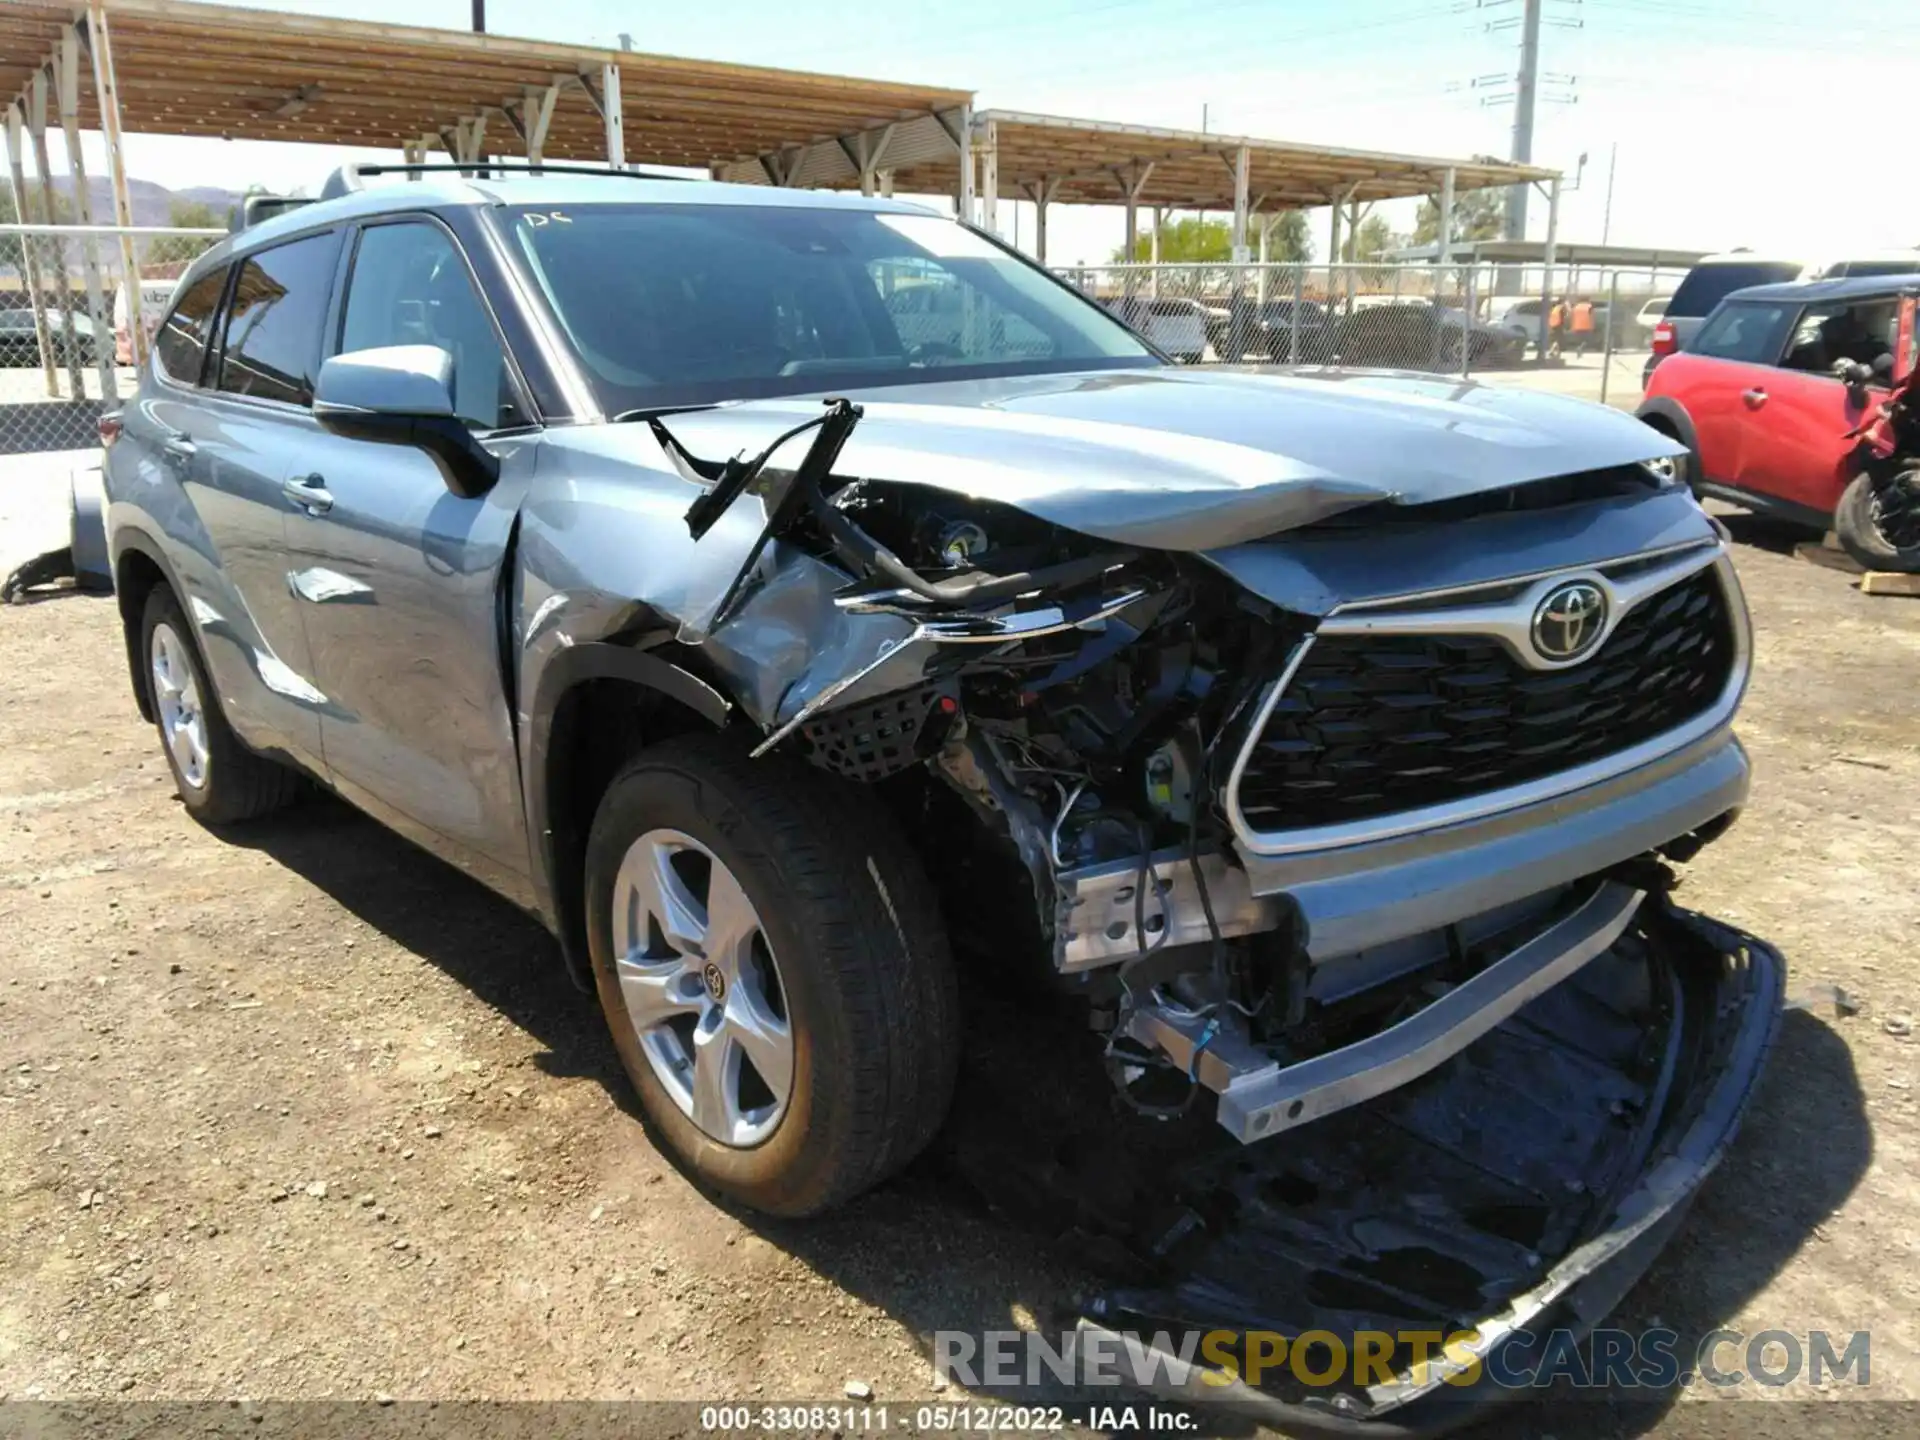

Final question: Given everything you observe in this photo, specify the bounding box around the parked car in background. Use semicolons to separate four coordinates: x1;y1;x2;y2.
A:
1633;297;1669;348
114;275;183;364
1637;274;1919;568
1819;249;1920;279
1646;251;1920;384
0;307;99;368
1325;302;1526;369
1104;295;1208;362
100;169;1779;1431
1200;296;1332;362
1495;298;1545;346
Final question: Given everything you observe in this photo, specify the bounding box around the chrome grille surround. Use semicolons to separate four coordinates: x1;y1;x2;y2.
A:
1225;542;1751;858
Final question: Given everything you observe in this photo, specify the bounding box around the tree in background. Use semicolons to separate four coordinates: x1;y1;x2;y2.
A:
144;199;222;268
1112;215;1230;263
1345;213;1401;264
1412;188;1505;247
1260;210;1312;263
1112;210;1313;264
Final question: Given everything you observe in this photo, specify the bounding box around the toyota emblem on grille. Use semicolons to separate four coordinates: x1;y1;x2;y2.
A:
1531;581;1608;662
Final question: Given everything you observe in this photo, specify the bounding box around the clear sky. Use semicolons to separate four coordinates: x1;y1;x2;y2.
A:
53;0;1920;267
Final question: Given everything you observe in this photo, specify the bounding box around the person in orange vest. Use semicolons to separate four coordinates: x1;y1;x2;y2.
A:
1570;296;1597;356
1547;297;1567;356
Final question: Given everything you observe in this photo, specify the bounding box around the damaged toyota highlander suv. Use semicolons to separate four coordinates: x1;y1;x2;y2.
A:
104;167;1779;1427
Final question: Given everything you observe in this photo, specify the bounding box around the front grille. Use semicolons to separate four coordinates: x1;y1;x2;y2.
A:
1235;567;1736;832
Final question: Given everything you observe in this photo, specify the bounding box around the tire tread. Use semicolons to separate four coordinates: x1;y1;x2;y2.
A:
591;735;958;1213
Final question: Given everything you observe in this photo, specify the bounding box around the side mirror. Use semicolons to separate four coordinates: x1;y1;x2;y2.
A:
313;344;500;499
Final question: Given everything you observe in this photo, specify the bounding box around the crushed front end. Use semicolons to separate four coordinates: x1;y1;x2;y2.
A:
663;384;1781;1427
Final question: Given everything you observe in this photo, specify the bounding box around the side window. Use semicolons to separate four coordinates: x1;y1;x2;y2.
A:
216;230;341;406
153;267;228;385
1780;300;1900;374
339;221;516;430
1690;302;1794;365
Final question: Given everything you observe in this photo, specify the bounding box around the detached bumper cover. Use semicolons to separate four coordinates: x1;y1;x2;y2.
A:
1075;900;1784;1435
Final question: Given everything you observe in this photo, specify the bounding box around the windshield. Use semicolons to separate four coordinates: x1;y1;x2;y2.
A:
502;202;1157;410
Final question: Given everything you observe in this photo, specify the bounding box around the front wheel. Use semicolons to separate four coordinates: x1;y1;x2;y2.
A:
584;735;959;1216
1834;465;1920;573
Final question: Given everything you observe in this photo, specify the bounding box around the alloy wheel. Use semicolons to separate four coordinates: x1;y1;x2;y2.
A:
611;828;793;1147
150;622;210;791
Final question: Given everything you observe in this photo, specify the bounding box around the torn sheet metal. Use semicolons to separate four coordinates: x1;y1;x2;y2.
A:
940;900;1782;1434
644;366;1687;553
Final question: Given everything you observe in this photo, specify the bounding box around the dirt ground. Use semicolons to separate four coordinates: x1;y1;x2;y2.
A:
1;511;1917;1437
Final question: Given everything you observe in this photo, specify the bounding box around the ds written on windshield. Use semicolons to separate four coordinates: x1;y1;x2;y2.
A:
501;203;1156;408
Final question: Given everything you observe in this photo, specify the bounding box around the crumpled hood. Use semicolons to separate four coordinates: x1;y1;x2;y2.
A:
645;365;1684;552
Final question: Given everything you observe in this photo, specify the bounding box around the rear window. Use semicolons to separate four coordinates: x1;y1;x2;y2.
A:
1667;261;1802;318
153;267;228;384
1690;301;1794;364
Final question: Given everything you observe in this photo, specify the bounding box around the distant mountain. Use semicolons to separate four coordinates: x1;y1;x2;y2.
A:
50;176;242;229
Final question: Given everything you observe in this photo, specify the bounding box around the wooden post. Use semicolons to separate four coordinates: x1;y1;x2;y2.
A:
4;101;58;392
601;63;624;170
977;117;998;235
58;28;116;400
86;0;146;367
27;69;86;396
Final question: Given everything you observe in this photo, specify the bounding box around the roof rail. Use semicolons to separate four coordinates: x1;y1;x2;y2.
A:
228;194;317;232
318;161;700;200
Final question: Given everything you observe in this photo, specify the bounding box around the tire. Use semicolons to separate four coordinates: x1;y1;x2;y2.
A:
140;586;303;824
584;734;960;1217
1835;466;1920;573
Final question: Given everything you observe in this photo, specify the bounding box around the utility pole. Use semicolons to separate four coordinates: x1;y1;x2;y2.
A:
1600;139;1617;245
471;0;485;32
1504;0;1541;240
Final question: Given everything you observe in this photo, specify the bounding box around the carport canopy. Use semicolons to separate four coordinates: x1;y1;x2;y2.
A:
719;109;1560;266
0;0;972;369
0;0;972;181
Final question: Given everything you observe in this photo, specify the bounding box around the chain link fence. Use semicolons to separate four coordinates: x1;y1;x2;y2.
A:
1052;261;1691;409
2;222;221;458
2;231;1691;462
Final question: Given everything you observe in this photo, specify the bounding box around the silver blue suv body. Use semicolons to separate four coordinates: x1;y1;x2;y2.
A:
104;168;1779;1427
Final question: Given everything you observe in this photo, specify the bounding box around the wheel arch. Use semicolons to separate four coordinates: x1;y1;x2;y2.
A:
1634;397;1699;458
109;527;192;724
525;641;735;990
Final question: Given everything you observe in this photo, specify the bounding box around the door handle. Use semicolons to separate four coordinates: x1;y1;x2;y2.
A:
282;473;334;515
1741;387;1768;408
160;433;196;465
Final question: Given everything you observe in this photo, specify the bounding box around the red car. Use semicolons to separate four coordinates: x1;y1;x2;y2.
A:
1638;274;1920;567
